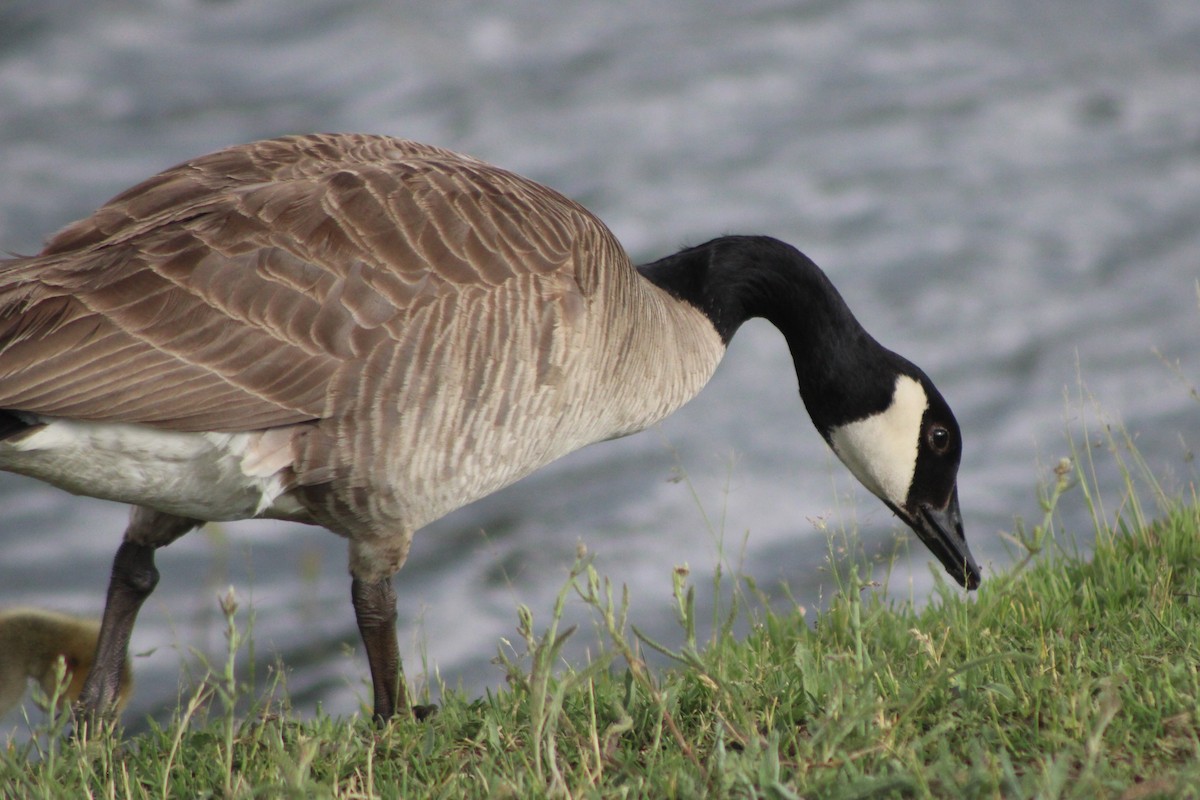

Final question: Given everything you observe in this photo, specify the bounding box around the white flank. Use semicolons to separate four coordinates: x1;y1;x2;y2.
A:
828;375;927;509
0;417;304;521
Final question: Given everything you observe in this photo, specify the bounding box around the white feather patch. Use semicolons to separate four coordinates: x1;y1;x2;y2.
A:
0;418;304;521
828;375;927;509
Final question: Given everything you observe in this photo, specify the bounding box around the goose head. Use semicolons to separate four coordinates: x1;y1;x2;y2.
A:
638;235;980;589
825;367;979;589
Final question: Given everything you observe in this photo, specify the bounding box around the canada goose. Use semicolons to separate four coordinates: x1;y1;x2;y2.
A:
0;133;978;723
0;608;131;716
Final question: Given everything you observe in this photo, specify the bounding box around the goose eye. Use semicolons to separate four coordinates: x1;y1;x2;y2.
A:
928;425;951;454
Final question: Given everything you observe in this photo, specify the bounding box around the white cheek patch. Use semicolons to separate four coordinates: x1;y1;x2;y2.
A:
828;375;927;509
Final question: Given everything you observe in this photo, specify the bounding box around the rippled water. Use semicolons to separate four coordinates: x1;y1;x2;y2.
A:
2;0;1198;729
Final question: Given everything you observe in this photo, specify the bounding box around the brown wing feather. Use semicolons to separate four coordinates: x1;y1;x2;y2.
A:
0;134;608;432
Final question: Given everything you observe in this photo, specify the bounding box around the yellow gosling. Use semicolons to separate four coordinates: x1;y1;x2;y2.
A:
0;608;132;715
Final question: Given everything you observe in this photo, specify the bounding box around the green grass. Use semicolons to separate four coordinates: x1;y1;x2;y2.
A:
4;440;1200;798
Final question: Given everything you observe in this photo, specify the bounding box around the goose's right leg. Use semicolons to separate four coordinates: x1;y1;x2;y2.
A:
75;507;200;727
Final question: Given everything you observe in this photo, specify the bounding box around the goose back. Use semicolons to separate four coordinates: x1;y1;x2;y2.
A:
0;134;724;548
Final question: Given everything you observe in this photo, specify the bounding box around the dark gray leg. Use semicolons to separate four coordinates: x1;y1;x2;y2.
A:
75;541;157;721
75;508;200;726
351;576;405;722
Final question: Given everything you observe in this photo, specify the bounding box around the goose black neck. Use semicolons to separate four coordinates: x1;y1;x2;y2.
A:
637;235;902;433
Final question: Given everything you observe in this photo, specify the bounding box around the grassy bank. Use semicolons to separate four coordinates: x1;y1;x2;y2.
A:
4;459;1200;798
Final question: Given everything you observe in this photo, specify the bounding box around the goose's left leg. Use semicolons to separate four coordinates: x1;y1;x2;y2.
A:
351;575;405;722
350;576;438;723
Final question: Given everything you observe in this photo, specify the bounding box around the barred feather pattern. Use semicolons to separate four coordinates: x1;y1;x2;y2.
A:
0;134;723;578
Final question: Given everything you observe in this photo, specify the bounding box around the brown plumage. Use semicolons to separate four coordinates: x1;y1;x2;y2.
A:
0;134;725;722
0;133;976;725
0;134;720;550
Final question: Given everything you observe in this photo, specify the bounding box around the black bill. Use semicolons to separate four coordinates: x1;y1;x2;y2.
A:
910;488;980;590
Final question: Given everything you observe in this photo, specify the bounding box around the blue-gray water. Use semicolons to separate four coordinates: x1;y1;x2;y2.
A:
2;0;1198;731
